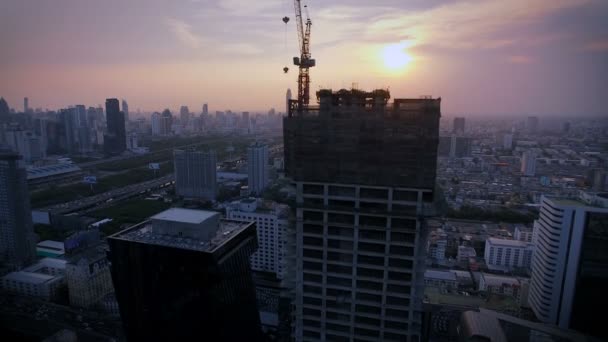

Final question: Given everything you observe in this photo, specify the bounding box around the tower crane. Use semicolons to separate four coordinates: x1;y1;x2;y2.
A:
292;0;315;112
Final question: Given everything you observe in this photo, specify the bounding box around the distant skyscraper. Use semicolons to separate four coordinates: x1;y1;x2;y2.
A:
226;198;289;279
151;112;162;135
527;116;539;134
438;135;471;158
0;97;9;119
284;89;440;341
503;132;513;150
286;88;292;114
75;104;92;153
160;109;173;136
180;106;190;125
247;142;269;195
104;98;126;155
121;99;129;123
453;117;465;134
173;149;217;200
529;194;608;340
521;150;536;176
562;121;571;134
0;149;36;269
23;97;29;113
107;208;263;341
202;103;208;116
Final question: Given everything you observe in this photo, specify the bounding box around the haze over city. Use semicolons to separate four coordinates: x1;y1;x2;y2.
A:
1;0;607;115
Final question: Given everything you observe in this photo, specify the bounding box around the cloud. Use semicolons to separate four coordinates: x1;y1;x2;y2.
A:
166;18;202;49
508;55;534;64
583;39;608;51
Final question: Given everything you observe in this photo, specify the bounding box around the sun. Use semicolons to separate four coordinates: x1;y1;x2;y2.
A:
382;42;412;70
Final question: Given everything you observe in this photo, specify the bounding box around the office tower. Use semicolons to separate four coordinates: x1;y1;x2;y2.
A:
74;104;92;153
484;238;534;270
180;105;190;125
202;103;208;116
104;98;126;155
520;150;536;176
121;99;129;123
226;198;289;279
438;136;471;158
527;116;539;134
23;97;29;113
286;88;292;114
284;89;440;342
529;193;608;340
173;149;217;200
59;108;78;154
503;133;513;150
248;142;269;195
453;117;465;134
160;109;173;136
4;128;45;164
151;112;161;135
107;208;263;341
0;150;36;269
0;97;9;118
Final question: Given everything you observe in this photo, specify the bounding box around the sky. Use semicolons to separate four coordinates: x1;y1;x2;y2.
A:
0;0;607;116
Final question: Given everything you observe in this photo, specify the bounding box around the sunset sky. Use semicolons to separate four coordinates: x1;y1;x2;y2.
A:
1;0;607;116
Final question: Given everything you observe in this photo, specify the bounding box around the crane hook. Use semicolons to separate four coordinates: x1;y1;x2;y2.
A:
282;16;289;24
283;67;289;73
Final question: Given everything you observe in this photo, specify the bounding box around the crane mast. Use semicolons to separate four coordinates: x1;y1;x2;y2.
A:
292;0;315;112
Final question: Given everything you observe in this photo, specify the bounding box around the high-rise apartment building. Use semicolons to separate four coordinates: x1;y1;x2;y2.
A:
521;150;536;176
104;98;126;155
283;89;441;342
23;97;29;113
0;149;36;269
248;142;269;195
173;149;217;200
453;117;465;134
226;198;289;279
529;193;608;340
202;103;208;116
107;208;263;341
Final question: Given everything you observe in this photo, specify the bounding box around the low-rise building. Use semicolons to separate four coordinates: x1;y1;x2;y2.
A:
484;237;533;270
36;240;65;258
457;245;477;263
513;226;533;243
424;269;458;291
0;271;64;301
23;258;67;277
478;273;528;304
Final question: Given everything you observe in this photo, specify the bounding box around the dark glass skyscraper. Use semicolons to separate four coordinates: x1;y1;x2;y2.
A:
107;208;263;341
103;98;126;155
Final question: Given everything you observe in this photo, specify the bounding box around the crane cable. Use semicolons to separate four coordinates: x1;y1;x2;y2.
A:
282;0;290;74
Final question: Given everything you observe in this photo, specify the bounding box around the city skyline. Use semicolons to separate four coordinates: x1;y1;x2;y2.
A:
1;0;607;115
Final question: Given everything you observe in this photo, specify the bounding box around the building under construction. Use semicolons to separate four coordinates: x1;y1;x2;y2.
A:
283;88;441;342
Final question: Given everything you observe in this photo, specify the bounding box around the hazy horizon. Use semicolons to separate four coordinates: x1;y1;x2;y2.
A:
1;0;607;116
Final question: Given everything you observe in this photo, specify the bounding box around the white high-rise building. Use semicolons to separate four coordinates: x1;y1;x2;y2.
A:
520;150;536;176
484;238;534;270
0;150;36;269
226;198;289;279
173;149;217;200
529;193;608;338
247;142;269;195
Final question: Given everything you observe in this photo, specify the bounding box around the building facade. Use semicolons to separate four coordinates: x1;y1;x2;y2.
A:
66;248;114;308
283;89;440;342
173;149;217;200
248;142;269;195
107;208;263;341
520;151;537;177
226;198;289;279
0;150;36;269
529;193;608;340
484;238;534;270
103;98;126;155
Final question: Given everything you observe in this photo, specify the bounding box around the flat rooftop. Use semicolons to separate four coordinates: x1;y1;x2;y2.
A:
2;271;58;284
487;237;529;248
150;208;219;224
425;269;457;282
37;240;65;252
111;219;252;253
